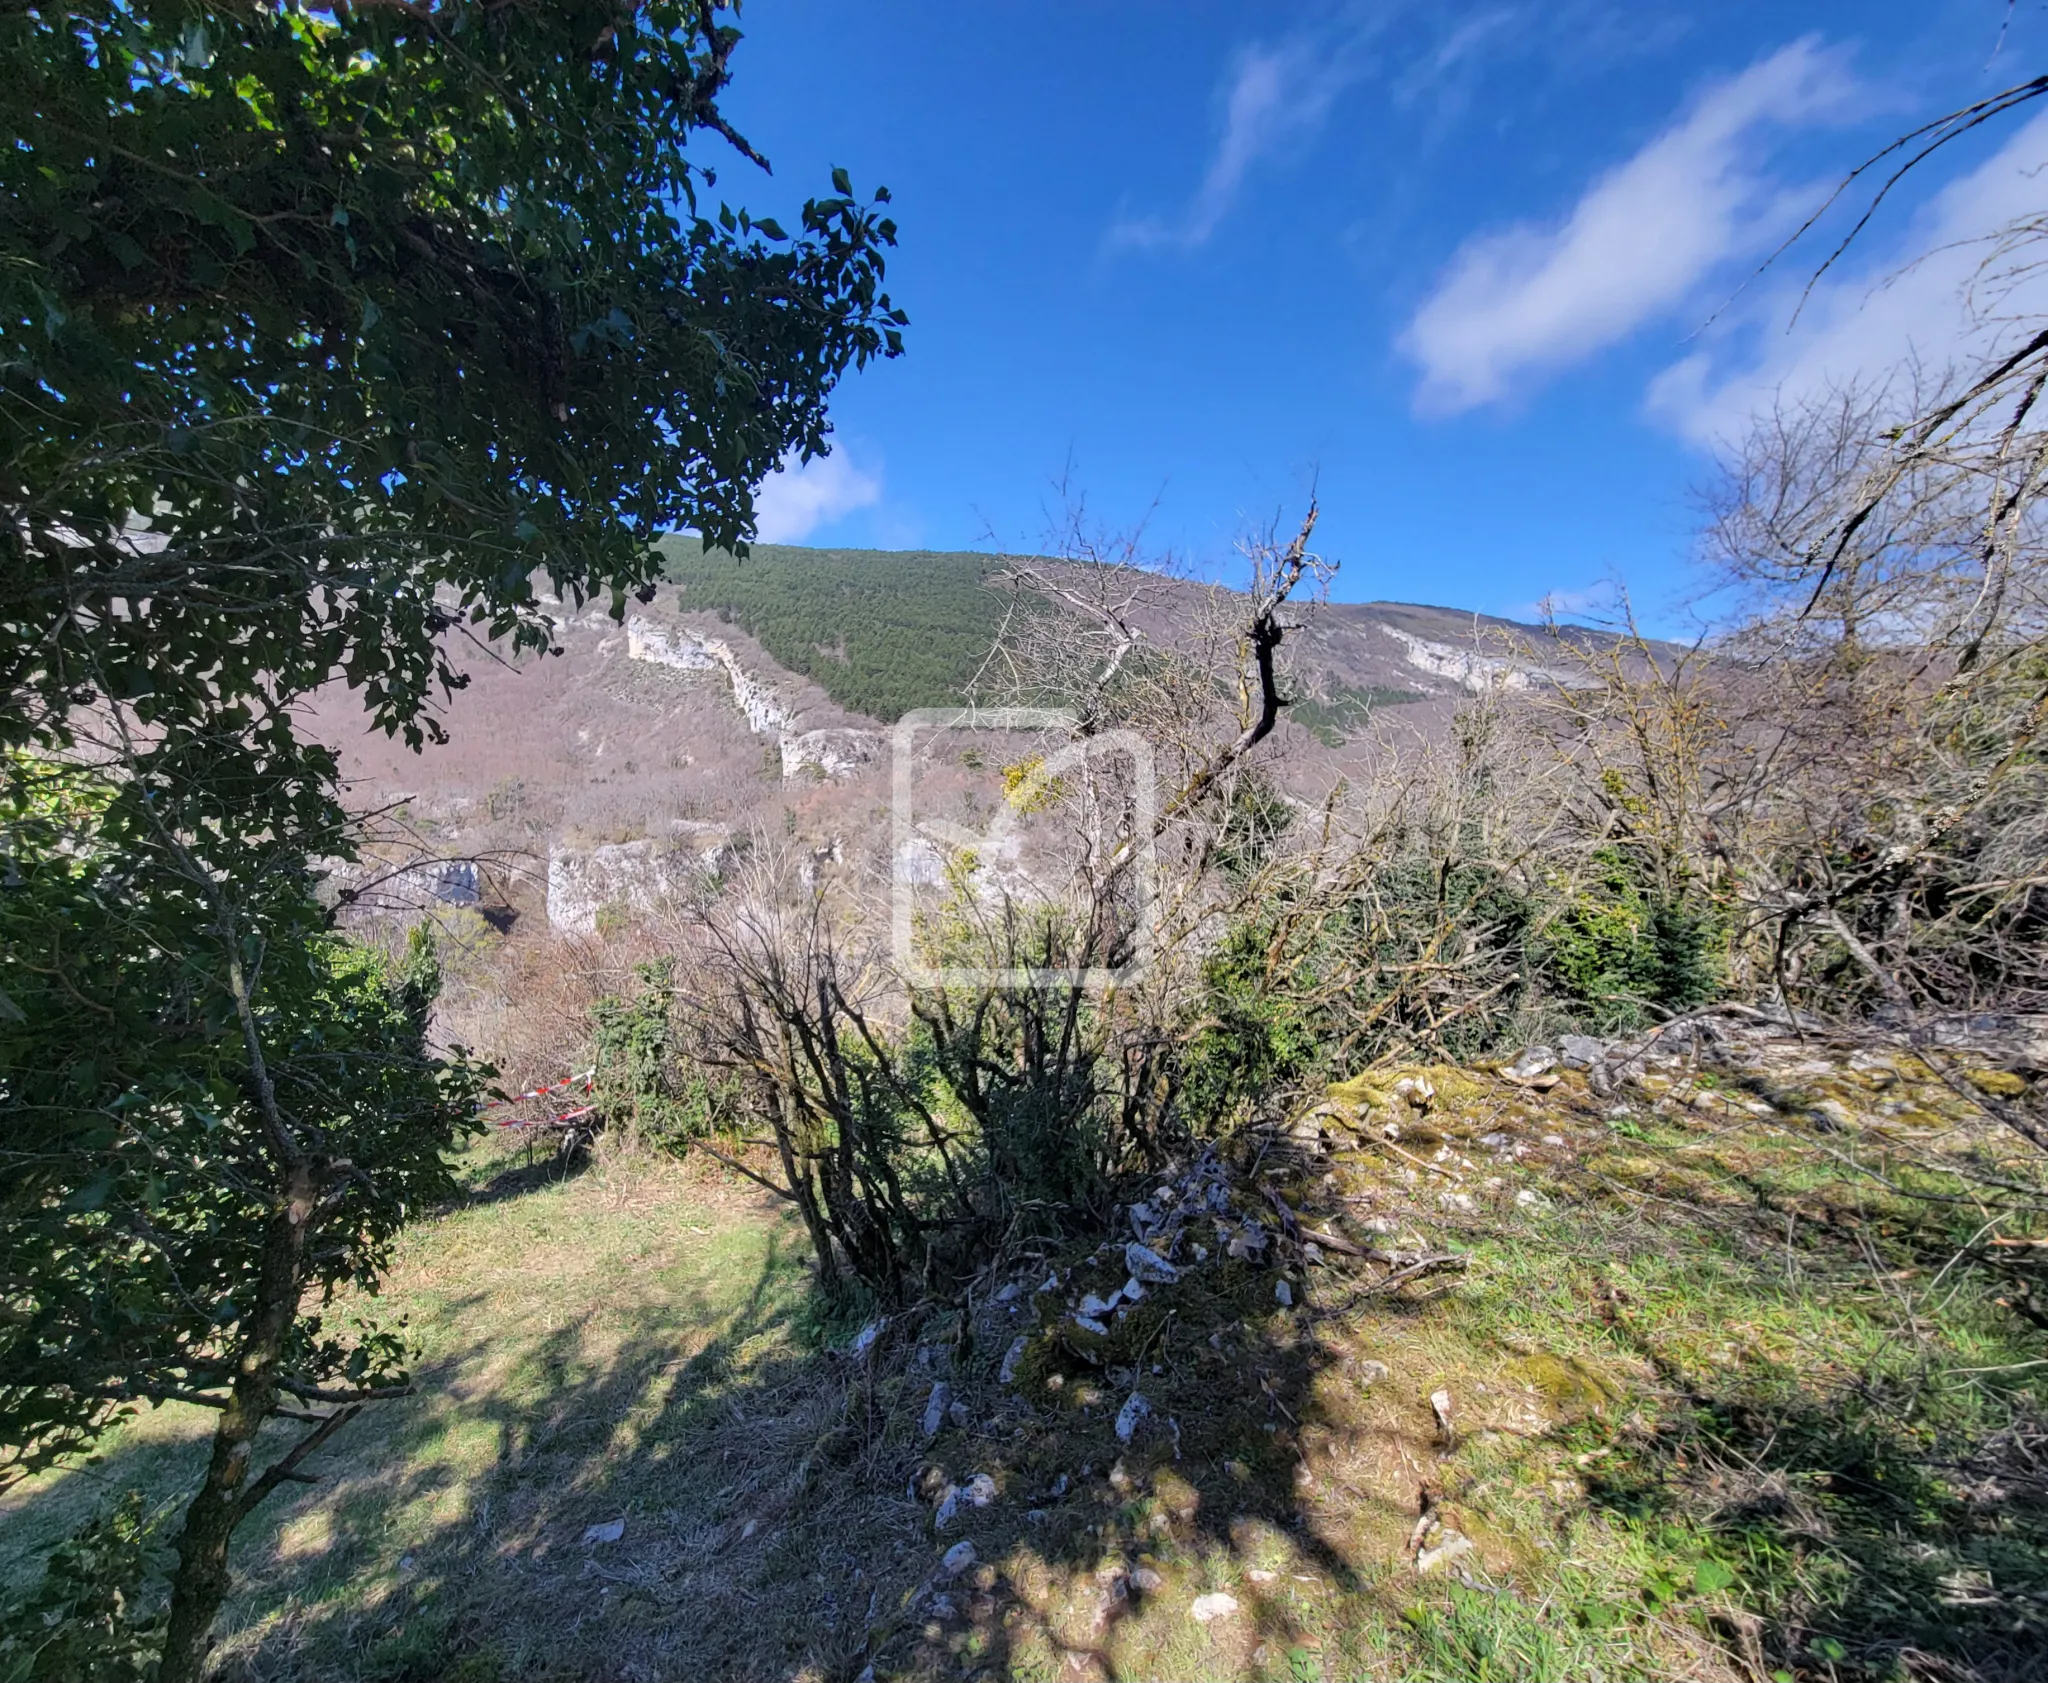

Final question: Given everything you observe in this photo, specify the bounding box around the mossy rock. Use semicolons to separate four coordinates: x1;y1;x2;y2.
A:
1515;1352;1624;1421
1325;1063;1491;1115
1965;1068;2029;1099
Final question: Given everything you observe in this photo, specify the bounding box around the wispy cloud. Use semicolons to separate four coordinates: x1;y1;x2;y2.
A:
1648;109;2048;446
752;448;881;543
1401;37;1855;414
1106;35;1363;252
1106;4;1669;258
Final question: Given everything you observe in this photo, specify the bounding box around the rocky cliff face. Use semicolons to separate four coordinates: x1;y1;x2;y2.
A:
545;829;732;934
627;613;882;780
1377;625;1591;693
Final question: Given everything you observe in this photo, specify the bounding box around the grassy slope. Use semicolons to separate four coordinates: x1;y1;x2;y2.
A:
0;1146;855;1683
4;1061;2042;1682
658;540;1010;722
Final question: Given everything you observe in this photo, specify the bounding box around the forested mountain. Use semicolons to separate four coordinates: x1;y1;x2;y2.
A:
658;539;1015;720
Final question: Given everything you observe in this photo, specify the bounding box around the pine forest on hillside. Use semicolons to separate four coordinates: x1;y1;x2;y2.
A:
661;539;1016;720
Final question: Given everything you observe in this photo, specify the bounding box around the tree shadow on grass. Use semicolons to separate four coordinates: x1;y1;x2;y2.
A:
1578;1340;2048;1682
12;1096;2045;1683
3;1157;1509;1683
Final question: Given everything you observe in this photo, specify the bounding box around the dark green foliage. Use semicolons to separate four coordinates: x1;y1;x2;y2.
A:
0;768;483;1481
1288;682;1427;746
591;960;738;1150
0;1494;165;1683
2;5;904;1665
1180;856;1537;1131
1537;846;1723;1031
660;541;1010;720
3;3;904;767
1213;772;1294;883
1177;920;1331;1134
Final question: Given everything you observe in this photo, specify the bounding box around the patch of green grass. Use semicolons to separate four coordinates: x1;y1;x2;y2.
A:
0;1144;857;1682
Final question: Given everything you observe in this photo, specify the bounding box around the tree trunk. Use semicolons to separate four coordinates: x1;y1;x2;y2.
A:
157;1159;318;1683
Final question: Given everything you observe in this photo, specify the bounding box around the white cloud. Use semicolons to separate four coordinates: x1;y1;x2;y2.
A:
1108;37;1360;252
752;448;881;543
1647;109;2048;447
1401;37;1854;413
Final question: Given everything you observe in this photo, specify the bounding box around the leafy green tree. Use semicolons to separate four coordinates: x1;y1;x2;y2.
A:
1537;844;1724;1031
1;3;902;1675
3;0;903;813
0;1493;165;1683
0;762;482;1677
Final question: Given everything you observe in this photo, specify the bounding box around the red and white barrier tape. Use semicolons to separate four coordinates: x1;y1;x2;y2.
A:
479;1068;596;1127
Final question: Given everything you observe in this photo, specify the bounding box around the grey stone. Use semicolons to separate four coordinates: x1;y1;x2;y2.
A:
920;1382;952;1440
1416;1530;1474;1574
999;1334;1030;1385
1558;1034;1608;1070
1124;1242;1180;1284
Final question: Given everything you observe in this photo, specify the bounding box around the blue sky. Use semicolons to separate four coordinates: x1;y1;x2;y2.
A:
715;2;2048;630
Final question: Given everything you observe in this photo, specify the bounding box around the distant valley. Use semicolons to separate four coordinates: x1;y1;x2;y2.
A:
303;543;1606;935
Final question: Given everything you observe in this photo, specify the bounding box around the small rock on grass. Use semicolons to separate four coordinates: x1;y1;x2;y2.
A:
1131;1566;1164;1594
1126;1241;1180;1284
920;1381;952;1440
1559;1034;1607;1069
940;1539;978;1577
1114;1392;1152;1443
581;1518;625;1546
1416;1530;1475;1574
935;1472;997;1530
1190;1591;1240;1623
1274;1279;1294;1307
999;1333;1030;1385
